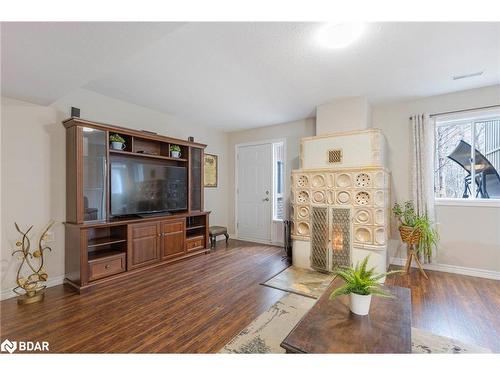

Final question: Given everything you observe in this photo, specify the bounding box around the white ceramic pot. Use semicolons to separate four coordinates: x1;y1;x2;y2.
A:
349;293;372;315
111;142;125;150
171;151;180;158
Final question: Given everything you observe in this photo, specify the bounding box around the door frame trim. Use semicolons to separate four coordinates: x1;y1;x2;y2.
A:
234;138;286;242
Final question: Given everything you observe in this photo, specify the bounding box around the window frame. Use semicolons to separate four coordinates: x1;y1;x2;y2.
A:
434;111;500;206
272;141;286;222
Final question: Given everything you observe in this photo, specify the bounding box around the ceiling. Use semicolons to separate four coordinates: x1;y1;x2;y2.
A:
2;22;499;131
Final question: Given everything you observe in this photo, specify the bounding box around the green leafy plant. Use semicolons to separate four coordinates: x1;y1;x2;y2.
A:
392;201;417;226
329;256;401;299
393;200;439;261
170;144;181;153
109;134;125;143
412;214;439;261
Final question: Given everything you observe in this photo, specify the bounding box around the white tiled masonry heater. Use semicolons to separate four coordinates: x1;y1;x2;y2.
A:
291;128;391;276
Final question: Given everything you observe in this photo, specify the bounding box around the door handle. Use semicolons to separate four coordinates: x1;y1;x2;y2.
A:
262;197;270;202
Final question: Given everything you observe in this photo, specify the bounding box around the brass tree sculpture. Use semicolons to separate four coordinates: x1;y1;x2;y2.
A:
11;221;55;304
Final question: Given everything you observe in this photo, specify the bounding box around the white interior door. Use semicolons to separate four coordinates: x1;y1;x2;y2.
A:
237;143;272;242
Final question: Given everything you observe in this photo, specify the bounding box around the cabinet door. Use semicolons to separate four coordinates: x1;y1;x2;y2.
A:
128;222;160;270
161;219;185;260
82;127;107;222
190;147;203;211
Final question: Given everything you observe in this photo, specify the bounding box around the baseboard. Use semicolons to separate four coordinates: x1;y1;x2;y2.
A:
0;275;66;301
390;257;500;280
229;234;283;247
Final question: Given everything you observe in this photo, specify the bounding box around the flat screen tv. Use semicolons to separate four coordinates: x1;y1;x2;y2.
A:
110;156;187;216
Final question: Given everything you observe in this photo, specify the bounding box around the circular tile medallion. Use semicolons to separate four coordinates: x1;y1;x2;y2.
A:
298;206;309;219
355;209;371;224
355;191;370;205
297;191;309;204
312;174;326;188
297;222;310;236
336;173;351;188
355;228;371;243
355;173;371;187
337;191;350;204
297;175;309;187
312;191;326;203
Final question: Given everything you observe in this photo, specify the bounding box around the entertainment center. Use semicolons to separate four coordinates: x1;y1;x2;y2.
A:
63;117;210;293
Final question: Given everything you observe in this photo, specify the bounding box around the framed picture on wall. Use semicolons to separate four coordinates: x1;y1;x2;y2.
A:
204;153;218;188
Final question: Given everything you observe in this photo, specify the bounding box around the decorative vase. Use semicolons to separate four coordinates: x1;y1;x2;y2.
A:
349;293;372;315
111;141;125;150
171;151;180;158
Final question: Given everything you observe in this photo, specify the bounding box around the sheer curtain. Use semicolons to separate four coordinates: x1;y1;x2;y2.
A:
410;114;436;263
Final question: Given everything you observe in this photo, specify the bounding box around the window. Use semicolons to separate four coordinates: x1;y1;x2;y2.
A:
273;142;285;220
434;111;500;200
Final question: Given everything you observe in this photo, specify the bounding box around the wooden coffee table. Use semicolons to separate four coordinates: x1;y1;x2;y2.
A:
281;278;412;353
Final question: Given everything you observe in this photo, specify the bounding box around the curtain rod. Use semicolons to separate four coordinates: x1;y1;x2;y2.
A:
409;104;500;120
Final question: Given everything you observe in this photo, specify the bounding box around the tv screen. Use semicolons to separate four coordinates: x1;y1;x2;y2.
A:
110;156;187;216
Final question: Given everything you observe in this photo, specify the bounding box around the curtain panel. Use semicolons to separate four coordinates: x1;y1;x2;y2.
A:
410;113;436;263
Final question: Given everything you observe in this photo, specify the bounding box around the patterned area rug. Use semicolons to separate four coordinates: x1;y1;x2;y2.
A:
261;266;335;298
221;268;492;354
220;293;316;354
220;292;491;354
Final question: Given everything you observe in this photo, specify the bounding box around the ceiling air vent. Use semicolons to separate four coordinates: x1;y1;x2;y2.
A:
328;149;343;164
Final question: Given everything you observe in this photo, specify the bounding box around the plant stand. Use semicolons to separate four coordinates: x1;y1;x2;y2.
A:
399;225;428;280
403;242;428;279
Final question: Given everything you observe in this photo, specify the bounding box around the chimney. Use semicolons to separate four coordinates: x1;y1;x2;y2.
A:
315;97;371;135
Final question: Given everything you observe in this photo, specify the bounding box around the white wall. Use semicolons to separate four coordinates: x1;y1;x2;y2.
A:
227;118;316;242
372;84;500;273
1;97;64;299
1;90;229;299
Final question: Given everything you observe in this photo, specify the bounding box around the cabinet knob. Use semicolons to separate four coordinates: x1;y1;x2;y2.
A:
105;264;111;270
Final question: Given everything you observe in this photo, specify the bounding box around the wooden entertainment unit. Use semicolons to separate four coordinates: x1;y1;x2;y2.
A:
63;117;210;293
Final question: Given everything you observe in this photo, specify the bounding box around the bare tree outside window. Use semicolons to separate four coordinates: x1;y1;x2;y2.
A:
434;117;500;199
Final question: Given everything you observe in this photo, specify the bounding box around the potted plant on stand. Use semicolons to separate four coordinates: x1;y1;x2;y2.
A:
393;201;439;279
329;256;401;315
109;134;126;150
170;144;181;158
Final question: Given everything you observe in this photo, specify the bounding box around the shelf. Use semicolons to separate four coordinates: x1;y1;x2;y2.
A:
186;225;205;231
88;237;127;248
88;249;125;262
109;149;187;162
187;234;205;241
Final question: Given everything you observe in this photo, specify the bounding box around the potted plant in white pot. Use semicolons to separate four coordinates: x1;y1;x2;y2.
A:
329;256;401;315
170;144;181;158
109;134;126;150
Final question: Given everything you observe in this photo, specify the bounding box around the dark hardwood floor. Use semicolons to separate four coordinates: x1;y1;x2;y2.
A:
386;266;500;352
0;240;289;353
1;240;499;353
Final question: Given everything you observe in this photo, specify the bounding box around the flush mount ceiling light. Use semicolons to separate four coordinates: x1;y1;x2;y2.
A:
316;22;365;49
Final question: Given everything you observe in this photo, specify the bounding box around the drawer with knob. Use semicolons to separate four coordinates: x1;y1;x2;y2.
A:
186;235;205;252
88;251;126;281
